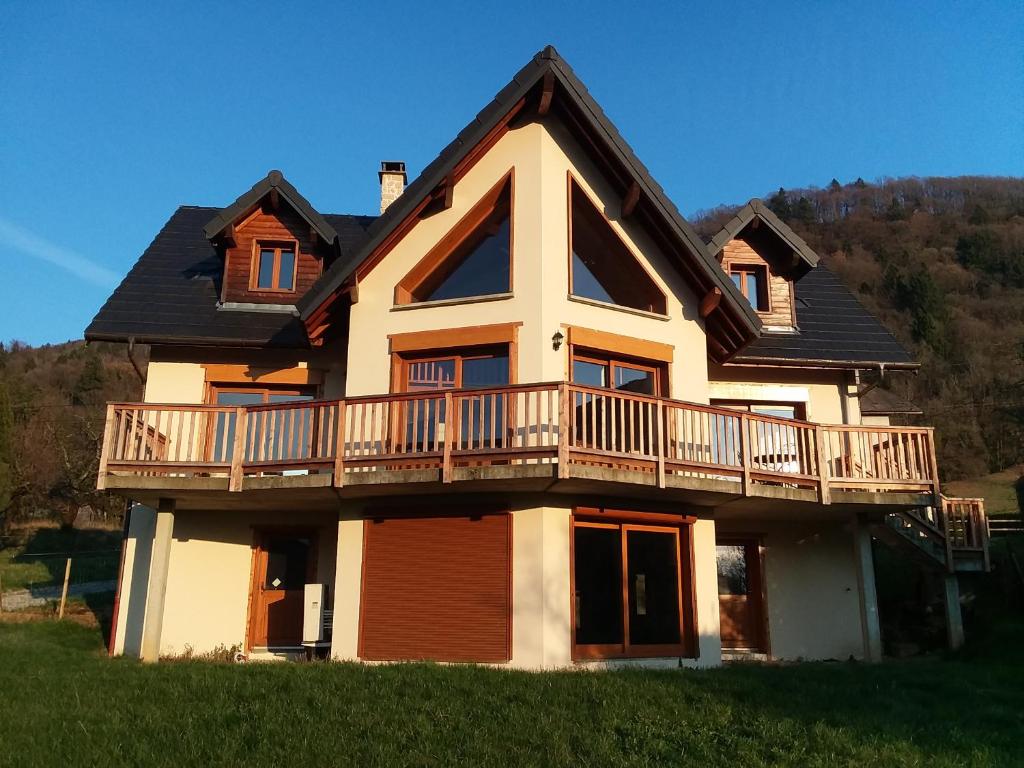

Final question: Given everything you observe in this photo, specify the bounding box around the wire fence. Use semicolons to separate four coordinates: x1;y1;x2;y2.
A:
1;534;121;614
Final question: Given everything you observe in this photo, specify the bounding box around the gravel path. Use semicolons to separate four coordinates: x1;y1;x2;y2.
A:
0;580;116;611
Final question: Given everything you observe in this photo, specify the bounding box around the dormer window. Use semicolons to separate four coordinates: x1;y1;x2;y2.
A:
729;264;769;312
253;242;297;292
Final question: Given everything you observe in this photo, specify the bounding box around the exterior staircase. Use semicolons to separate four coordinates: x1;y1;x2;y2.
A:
874;496;990;573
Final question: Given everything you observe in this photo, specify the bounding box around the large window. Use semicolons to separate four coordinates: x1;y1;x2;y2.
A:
573;515;694;659
728;264;768;312
571;349;664;397
397;346;511;450
252;242;298;292
208;386;316;462
396;174;512;304
569;178;667;315
570;349;666;454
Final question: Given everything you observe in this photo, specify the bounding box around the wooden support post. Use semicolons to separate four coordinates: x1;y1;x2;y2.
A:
333;401;347;488
557;384;569;479
0;571;4;612
853;516;882;662
141;498;175;663
58;557;71;620
442;391;454;484
941;499;955;573
738;413;751;497
814;424;831;505
228;407;246;492
97;404;115;491
927;428;942;508
655;400;666;489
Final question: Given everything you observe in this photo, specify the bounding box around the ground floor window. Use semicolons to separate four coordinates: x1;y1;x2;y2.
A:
572;514;695;659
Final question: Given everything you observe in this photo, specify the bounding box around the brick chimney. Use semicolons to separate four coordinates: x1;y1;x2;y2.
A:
378;161;407;213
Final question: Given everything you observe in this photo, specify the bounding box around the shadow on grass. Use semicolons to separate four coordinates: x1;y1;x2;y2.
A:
9;526;120;588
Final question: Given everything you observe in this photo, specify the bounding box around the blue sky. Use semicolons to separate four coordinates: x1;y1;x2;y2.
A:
1;1;1021;346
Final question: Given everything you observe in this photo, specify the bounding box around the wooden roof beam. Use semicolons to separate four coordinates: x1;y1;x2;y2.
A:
538;71;555;116
699;287;722;319
621;181;641;218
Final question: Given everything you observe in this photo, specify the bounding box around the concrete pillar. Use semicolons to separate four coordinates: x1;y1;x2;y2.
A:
853;516;883;662
943;574;965;650
330;510;364;660
140;498;175;663
693;517;723;666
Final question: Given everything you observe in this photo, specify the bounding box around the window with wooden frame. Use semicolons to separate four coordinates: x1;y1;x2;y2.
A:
728;264;769;312
570;348;667;397
393;345;511;452
568;177;667;315
572;513;695;660
206;385;317;463
252;241;299;292
709;400;806;421
395;173;513;304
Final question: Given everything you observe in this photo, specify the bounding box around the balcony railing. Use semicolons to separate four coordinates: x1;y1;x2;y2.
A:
97;382;947;501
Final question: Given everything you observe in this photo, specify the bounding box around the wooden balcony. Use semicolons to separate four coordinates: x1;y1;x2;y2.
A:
98;382;948;505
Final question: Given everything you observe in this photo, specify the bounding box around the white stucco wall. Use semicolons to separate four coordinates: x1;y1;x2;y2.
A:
114;508;337;657
708;364;858;425
719;518;867;661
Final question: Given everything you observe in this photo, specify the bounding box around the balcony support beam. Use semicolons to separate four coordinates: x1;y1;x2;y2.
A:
140;497;175;663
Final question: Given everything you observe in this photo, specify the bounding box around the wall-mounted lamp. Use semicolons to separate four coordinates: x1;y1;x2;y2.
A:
552;330;565;350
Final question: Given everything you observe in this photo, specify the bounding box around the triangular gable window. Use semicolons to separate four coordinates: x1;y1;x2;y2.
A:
396;174;512;304
569;178;666;315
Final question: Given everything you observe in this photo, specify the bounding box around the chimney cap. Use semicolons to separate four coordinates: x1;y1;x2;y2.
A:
379;160;407;181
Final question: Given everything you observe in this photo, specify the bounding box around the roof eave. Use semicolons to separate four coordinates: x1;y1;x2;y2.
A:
725;355;920;371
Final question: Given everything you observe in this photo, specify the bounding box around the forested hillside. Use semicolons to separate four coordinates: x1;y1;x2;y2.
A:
696;176;1024;480
0;341;143;528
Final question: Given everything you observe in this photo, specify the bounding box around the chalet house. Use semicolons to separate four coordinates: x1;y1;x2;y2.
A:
87;47;988;666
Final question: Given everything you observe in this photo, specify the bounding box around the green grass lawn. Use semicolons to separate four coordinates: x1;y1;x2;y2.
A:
1;619;1022;768
946;465;1022;518
0;526;120;592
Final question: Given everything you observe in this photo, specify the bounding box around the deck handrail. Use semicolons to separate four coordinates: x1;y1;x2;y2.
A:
97;385;942;503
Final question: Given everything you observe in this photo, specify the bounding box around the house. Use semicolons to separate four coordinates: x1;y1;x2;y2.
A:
86;46;988;667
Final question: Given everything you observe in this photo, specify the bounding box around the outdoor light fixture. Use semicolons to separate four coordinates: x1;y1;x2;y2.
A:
552;330;564;350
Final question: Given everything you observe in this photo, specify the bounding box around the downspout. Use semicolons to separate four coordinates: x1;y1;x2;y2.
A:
127;337;146;385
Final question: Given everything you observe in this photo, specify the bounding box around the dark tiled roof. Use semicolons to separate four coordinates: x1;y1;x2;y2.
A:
85;206;374;348
860;387;922;415
203;170;340;245
297;45;760;340
732;264;918;368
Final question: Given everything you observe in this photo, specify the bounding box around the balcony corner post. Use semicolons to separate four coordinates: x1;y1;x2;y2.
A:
229;407;246;492
333;400;347;488
557;384;569;479
814;424;831;505
739;413;752;497
97;403;116;491
442;391;454;484
655;399;665;489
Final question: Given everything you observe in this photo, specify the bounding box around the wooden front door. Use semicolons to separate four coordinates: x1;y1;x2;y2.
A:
248;530;317;649
716;539;767;652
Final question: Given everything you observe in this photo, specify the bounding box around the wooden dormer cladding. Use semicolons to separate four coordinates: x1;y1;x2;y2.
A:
719;237;795;329
221;202;331;305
